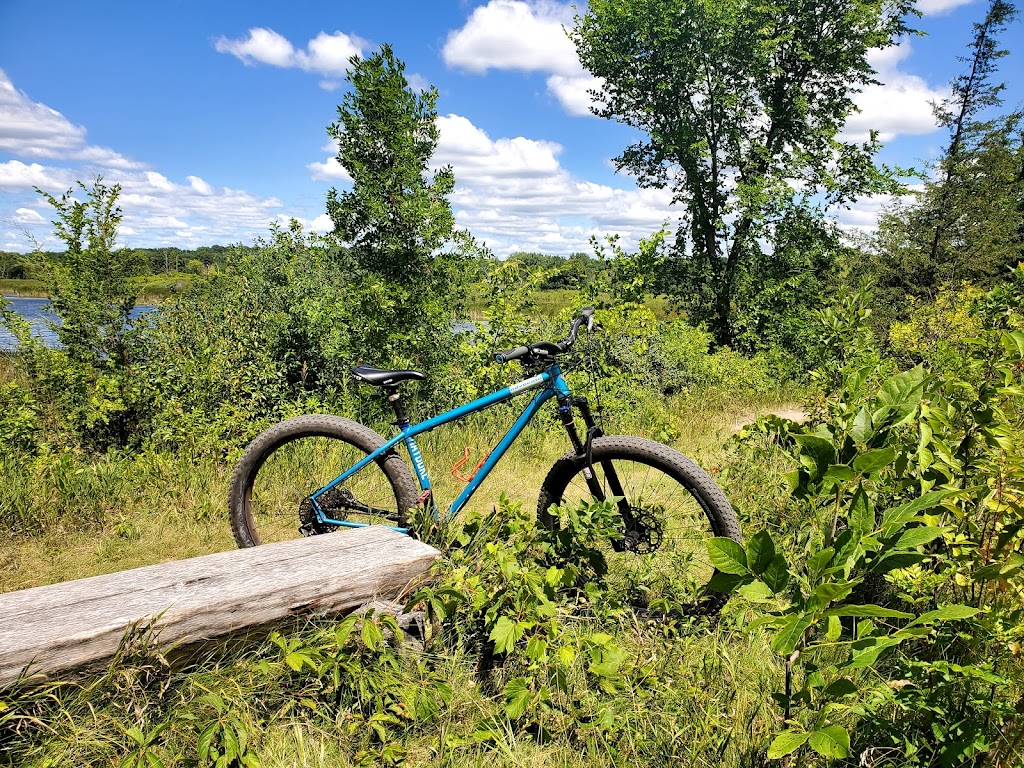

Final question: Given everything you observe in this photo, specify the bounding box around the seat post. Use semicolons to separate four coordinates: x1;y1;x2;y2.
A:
383;386;410;429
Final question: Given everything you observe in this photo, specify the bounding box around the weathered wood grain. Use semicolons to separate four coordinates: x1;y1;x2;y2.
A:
0;526;440;687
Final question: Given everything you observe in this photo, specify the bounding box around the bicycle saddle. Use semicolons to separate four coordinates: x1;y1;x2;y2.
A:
352;364;426;387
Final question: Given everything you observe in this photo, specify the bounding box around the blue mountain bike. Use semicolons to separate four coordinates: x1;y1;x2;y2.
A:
228;308;741;614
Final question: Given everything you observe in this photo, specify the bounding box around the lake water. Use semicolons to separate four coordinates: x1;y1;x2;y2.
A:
1;297;477;351
0;296;154;351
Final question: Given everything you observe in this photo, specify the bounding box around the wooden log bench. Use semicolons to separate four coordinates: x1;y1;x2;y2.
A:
0;526;440;687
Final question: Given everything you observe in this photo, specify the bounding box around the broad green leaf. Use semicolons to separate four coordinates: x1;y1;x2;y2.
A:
794;434;836;480
772;613;814;655
707;537;749;575
869;551;928;574
1001;330;1024;359
489;617;524;654
854;447;896;474
823;604;913;619
825;615;842;641
746;529;776;576
525;635;547;662
808;547;835;574
762;553;791;593
707;571;749;593
823;678;858;698
503;677;532;719
846;637;901;668
880;489;973;535
361;619;383;650
737;580;775;602
892;525;947;550
849;406;872;443
809;725;850;759
767;730;810;759
824;464;856;483
807;581;856;611
873;366;926;426
974;553;1024;580
907;605;979;627
848;484;873;536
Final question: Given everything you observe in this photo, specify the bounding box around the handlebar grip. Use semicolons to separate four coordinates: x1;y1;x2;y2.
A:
495;346;530;364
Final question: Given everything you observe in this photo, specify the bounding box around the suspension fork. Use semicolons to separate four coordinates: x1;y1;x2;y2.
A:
557;396;635;531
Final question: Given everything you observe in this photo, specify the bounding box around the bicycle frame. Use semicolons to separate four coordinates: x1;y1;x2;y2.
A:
309;363;572;532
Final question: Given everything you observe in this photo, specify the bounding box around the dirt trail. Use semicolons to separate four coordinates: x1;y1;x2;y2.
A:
728;406;807;433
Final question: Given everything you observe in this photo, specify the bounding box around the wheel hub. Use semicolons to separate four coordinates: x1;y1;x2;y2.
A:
621;505;665;554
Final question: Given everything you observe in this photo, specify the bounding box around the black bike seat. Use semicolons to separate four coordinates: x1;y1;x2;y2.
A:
352;365;426;387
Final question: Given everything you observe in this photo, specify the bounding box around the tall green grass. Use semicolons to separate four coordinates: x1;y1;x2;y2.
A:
0;386;804;766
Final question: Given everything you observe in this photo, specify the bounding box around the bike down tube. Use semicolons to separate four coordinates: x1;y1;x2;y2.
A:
447;385;557;516
311;366;565;528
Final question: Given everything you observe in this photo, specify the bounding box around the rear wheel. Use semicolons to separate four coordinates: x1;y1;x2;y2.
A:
537;436;741;616
229;415;418;548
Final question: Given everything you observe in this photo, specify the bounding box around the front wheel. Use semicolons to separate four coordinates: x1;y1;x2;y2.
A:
229;415;418;548
537;436;741;616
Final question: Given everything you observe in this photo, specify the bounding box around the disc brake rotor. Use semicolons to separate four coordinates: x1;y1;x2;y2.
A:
621;505;665;554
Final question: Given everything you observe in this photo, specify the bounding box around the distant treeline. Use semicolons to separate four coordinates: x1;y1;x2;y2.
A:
0;245;608;286
0;244;254;280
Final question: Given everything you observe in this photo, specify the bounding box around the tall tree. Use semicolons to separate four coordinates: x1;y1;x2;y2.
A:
870;0;1022;306
36;178;136;366
927;0;1018;265
574;0;914;344
326;45;465;370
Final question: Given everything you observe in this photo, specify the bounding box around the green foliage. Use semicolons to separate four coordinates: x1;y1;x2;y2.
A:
575;0;914;344
410;495;639;749
725;279;1024;765
888;284;985;374
869;1;1023;316
1;179;146;450
35;178;136;365
326;43;467;374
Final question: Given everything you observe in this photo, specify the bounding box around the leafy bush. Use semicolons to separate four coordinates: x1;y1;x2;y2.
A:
719;280;1024;765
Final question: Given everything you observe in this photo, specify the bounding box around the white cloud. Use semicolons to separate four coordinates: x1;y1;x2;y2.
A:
0;73;336;251
443;0;578;75
306;112;677;255
0;160;74;191
917;0;977;14
546;73;604;117
13;207;46;224
0;70;144;169
443;1;603;117
188;175;213;195
833;184;923;233
433;114;679;255
405;73;431;92
214;28;366;77
307;157;352;182
276;212;334;233
215;27;294;68
843;40;947;142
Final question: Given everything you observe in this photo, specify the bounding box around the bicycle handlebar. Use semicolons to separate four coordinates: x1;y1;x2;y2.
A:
494;346;530;364
494;306;595;365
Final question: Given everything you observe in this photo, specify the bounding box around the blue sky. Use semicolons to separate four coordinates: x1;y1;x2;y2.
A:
0;0;1020;257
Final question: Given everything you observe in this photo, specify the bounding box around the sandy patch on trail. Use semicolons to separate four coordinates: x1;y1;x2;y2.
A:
728;406;807;433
